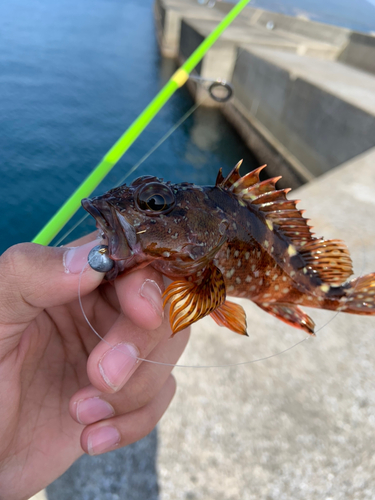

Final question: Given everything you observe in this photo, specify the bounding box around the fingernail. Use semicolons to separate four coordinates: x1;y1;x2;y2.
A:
76;397;115;425
63;240;101;274
99;343;139;391
87;426;121;455
140;279;164;318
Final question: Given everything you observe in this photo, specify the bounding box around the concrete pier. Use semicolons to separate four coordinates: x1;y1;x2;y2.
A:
154;0;375;185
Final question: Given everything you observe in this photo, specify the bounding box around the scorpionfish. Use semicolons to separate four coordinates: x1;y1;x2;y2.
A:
82;161;375;336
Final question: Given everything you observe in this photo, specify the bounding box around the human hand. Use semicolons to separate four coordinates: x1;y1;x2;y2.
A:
0;236;189;500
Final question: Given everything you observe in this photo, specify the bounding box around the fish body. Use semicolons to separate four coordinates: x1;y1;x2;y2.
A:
82;162;375;336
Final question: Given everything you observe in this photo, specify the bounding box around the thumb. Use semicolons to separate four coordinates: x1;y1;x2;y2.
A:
0;240;104;354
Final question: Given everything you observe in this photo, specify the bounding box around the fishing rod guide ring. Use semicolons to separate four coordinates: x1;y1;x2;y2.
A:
189;75;234;102
208;80;233;102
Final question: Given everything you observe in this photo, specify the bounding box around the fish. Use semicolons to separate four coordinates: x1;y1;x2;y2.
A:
82;161;375;337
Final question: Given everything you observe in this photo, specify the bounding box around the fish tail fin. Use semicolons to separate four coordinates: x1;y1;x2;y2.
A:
339;272;375;315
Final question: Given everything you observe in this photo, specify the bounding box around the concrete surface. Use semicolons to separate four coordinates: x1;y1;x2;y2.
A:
215;1;375;77
156;146;375;500
214;2;352;48
229;46;375;177
158;0;375;182
154;0;225;57
32;430;159;500
338;32;375;75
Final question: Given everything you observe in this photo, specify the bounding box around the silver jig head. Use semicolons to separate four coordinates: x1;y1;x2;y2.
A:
88;244;114;273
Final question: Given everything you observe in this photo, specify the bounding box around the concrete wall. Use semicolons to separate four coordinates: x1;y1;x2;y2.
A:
214;2;375;75
155;0;375;183
154;0;224;57
338;32;375;75
230;46;375;177
215;3;351;47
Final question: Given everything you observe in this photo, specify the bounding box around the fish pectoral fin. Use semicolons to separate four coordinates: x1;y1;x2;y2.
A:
163;265;226;335
256;302;315;335
210;300;248;336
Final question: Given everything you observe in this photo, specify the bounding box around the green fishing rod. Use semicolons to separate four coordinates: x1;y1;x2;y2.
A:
33;0;251;245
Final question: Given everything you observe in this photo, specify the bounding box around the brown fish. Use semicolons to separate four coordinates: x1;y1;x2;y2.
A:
82;161;375;336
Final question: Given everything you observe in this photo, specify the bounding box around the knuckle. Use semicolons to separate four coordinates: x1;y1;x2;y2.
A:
0;245;30;318
0;244;25;280
0;243;41;287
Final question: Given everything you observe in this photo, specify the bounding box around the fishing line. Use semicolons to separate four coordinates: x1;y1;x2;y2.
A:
78;260;311;368
54;50;241;248
112;99;205;188
54;97;206;247
33;0;251;246
66;13;368;367
78;230;367;370
55;213;91;248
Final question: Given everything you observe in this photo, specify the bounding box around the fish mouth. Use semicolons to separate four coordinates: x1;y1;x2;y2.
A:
82;198;137;277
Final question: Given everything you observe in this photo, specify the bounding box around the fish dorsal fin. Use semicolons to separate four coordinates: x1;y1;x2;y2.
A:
162;264;226;335
216;160;245;189
299;239;353;284
218;163;353;285
218;163;315;248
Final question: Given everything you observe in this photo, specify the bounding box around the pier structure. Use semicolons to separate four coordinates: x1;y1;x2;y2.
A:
154;0;375;186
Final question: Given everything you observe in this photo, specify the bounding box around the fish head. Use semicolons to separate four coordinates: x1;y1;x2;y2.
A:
82;175;228;279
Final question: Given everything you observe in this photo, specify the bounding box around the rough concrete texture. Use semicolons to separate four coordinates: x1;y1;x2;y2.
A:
157;147;375;500
182;17;340;60
34;430;159;500
240;46;375;115
215;2;375;77
231;46;375;177
154;0;225;57
338;32;375;75
242;8;351;47
157;0;375;74
214;3;352;48
173;4;375;181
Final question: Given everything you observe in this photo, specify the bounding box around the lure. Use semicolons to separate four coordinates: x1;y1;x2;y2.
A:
82;161;375;336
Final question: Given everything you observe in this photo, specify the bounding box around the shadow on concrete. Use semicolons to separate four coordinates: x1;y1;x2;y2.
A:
46;429;159;500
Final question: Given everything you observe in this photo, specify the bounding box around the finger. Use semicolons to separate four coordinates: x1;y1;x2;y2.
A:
69;328;189;424
114;266;165;331
83;267;172;393
86;310;173;393
0;240;103;357
80;375;176;455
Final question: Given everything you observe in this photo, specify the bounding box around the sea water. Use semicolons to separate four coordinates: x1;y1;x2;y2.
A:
0;0;257;252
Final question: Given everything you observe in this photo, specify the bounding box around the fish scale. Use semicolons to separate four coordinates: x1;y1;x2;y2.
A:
82;161;375;337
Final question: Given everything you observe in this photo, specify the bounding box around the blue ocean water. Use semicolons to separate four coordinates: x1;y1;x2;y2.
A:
0;0;256;253
2;0;374;254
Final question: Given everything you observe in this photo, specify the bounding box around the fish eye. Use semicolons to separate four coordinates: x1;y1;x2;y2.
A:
135;182;175;215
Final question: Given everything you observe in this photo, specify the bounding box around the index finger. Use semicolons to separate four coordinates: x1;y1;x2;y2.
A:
86;266;174;393
115;266;165;332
